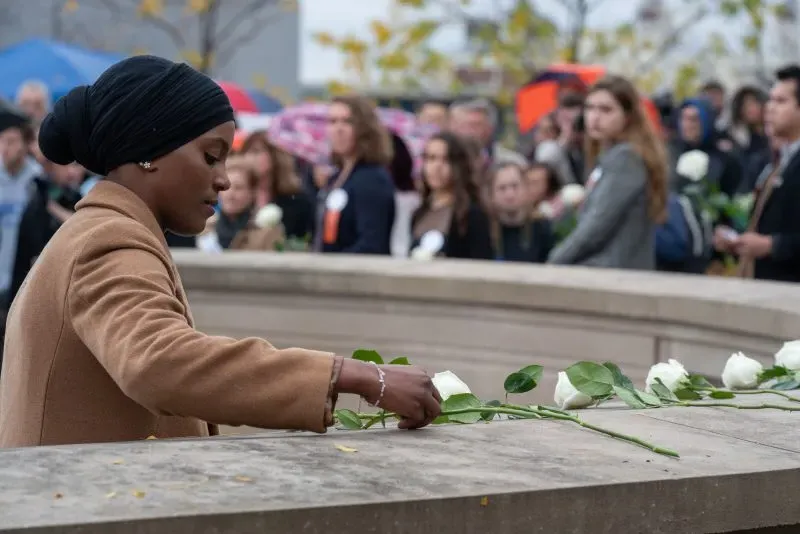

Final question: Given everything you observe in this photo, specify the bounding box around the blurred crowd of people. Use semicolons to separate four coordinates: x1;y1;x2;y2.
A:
2;62;800;323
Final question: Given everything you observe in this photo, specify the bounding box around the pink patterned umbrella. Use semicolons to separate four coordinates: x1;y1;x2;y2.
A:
266;102;438;174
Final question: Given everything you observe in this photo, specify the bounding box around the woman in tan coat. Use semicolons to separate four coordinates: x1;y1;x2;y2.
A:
0;55;441;448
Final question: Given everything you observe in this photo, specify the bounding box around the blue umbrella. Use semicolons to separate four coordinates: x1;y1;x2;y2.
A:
0;38;125;103
245;90;283;114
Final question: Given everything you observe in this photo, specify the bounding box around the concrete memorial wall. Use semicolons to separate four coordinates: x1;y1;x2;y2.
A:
2;252;800;533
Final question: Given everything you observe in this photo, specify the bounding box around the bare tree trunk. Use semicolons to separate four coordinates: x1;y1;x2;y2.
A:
199;0;221;75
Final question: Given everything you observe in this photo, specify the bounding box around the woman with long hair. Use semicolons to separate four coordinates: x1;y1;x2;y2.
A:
0;56;440;447
239;131;313;240
409;131;492;259
316;95;395;254
548;75;668;269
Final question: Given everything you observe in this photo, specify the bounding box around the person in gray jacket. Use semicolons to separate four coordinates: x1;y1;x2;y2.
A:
548;76;669;270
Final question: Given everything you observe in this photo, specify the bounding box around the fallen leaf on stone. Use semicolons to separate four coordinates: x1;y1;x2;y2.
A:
334;444;358;453
145;435;157;440
480;496;489;507
131;490;146;498
53;492;63;500
106;491;117;499
234;476;252;482
112;459;124;465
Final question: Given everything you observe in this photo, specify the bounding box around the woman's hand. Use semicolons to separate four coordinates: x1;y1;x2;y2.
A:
336;359;442;429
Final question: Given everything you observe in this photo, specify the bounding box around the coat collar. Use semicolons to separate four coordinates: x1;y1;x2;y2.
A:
75;180;168;250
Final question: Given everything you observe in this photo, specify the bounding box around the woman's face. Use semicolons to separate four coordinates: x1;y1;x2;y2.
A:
422;139;452;192
584;89;627;142
742;95;763;126
245;140;272;176
150;121;235;235
525;167;550;204
219;168;254;217
492;166;527;213
328;102;356;157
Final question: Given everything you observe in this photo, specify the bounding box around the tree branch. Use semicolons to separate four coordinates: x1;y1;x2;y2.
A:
215;9;284;65
143;15;186;49
215;0;279;44
633;6;709;75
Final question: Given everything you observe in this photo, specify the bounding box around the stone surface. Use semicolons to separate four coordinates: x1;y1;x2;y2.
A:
2;395;800;533
173;252;800;405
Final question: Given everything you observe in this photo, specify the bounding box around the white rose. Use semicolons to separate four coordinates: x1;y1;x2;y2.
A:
734;193;754;213
553;371;593;410
645;359;689;393
537;201;555;219
559;184;586;207
721;351;763;389
775;340;800;371
410;247;435;261
254;203;283;229
676;150;709;182
431;371;471;401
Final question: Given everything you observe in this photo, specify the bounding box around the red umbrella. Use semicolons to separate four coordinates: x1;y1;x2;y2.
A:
217;81;260;113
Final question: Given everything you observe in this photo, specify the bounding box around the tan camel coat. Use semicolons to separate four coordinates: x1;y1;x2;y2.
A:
0;180;340;448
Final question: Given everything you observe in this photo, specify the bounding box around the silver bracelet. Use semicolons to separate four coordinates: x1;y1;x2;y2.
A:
369;362;386;408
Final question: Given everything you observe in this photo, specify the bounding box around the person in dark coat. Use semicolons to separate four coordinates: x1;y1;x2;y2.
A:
715;65;800;282
315;96;395;255
669;98;744;198
7;160;83;305
488;162;553;263
409;131;492;260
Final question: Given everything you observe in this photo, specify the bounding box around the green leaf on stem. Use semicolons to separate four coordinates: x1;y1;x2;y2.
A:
518;364;544;382
432;415;449;424
503;365;544;394
388;357;410;365
772;378;800;391
708;390;736;399
650;379;677;401
760;366;790;381
352;349;384;365
689;375;713;389
566;361;615;397
603;362;635;390
634;389;662;407
335;409;363;430
614;386;647;409
504;373;536;394
442;393;482;423
481;399;502;421
674;388;702;400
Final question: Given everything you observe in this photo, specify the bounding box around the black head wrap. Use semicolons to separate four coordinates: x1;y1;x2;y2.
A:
38;55;234;176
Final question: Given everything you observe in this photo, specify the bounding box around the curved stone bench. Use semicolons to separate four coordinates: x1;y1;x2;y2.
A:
3;253;800;533
174;251;799;405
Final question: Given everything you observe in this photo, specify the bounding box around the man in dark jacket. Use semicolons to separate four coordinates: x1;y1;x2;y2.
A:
714;65;800;282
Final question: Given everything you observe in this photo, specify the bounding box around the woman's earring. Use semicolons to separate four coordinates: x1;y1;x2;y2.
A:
139;161;152;170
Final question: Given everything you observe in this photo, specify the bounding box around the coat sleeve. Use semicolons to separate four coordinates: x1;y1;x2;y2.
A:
342;170;394;254
466;205;494;260
67;222;341;432
548;145;648;265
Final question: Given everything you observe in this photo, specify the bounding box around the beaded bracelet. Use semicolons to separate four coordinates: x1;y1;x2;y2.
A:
369;361;387;408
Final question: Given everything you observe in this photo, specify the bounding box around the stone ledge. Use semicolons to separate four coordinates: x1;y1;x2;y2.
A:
172;251;800;340
2;397;800;533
